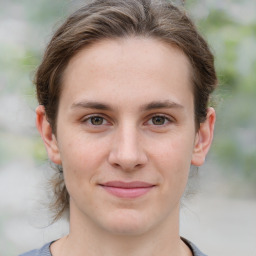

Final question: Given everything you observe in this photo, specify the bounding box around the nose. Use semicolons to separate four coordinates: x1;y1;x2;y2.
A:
108;124;148;171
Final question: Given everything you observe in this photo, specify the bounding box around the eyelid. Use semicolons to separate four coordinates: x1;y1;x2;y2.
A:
81;114;110;125
80;113;174;127
144;113;174;126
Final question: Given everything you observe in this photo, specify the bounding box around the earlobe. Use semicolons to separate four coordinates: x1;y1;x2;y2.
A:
191;107;216;167
36;105;62;165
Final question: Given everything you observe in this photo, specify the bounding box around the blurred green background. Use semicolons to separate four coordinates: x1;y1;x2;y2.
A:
0;0;255;255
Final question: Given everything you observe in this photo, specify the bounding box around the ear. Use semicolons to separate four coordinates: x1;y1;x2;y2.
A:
191;107;216;167
36;105;62;165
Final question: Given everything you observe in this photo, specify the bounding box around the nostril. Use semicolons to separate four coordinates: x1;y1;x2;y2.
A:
113;162;121;168
108;153;147;171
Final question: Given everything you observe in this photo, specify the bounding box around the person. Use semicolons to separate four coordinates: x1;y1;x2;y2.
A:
20;0;217;255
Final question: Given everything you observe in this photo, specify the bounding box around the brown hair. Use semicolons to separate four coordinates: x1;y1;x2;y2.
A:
35;0;217;221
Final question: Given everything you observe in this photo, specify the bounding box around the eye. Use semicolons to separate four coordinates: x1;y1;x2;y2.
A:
83;115;108;126
151;116;167;125
90;116;104;125
147;115;172;126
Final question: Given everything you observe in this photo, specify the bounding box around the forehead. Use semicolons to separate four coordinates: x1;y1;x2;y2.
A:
64;37;191;79
61;37;193;109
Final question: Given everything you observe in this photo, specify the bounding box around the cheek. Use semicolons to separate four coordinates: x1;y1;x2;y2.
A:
151;134;195;188
155;134;194;166
58;134;109;185
60;143;97;205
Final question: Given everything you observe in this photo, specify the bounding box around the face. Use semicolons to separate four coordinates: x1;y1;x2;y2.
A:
37;37;215;236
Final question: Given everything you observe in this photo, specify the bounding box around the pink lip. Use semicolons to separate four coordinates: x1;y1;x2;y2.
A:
100;181;155;198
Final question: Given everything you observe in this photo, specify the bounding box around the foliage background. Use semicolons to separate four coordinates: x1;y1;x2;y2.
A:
0;0;255;255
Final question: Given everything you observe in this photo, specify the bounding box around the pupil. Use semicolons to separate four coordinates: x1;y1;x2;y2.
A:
152;116;165;125
91;117;103;125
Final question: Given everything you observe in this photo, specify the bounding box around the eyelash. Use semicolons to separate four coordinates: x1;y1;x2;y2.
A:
146;114;173;126
82;115;109;126
82;114;173;127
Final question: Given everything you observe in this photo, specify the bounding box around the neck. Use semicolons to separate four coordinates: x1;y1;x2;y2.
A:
51;202;192;256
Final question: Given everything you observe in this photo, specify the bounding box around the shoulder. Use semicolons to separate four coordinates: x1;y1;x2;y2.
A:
181;237;207;256
18;242;52;256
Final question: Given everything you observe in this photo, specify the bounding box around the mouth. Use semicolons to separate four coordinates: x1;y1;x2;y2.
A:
99;181;156;199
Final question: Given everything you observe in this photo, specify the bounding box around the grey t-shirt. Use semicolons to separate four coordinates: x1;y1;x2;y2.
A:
19;238;207;256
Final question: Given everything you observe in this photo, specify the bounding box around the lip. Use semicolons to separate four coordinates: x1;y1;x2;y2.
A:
100;181;155;199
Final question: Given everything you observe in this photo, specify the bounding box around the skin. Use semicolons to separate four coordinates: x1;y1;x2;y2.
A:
36;37;215;256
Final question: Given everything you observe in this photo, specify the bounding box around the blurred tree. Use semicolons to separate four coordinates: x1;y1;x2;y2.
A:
185;0;256;191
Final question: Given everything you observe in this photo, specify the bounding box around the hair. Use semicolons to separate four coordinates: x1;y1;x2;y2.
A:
35;0;217;222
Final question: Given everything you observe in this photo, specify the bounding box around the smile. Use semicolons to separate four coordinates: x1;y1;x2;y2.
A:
100;181;155;199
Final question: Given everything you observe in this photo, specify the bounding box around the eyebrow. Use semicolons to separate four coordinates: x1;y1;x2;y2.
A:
140;100;184;111
71;101;113;111
71;100;184;111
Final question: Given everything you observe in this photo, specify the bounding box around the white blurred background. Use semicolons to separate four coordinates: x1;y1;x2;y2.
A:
0;0;255;255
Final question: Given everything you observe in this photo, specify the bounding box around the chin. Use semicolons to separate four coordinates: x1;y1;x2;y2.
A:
102;209;153;236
